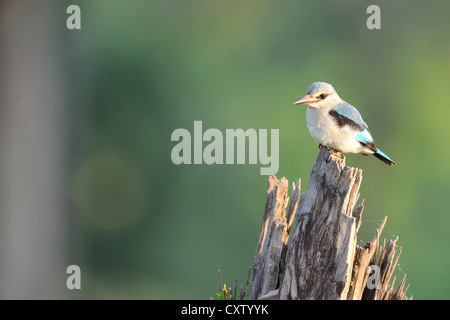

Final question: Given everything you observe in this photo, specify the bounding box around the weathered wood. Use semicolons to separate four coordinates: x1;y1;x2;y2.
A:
362;238;411;300
278;146;362;300
347;216;386;300
250;176;299;300
251;146;411;300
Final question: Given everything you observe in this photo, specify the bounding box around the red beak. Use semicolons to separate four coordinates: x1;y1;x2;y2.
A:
293;94;319;105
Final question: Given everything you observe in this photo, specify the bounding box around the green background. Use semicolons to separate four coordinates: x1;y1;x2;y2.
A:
1;0;449;299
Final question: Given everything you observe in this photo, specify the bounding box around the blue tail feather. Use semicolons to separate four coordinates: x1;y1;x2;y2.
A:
373;149;395;166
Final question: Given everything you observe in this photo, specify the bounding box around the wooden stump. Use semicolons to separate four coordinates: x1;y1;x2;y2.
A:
251;146;411;300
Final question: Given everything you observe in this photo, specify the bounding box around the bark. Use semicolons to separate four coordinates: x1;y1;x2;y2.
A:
251;146;411;300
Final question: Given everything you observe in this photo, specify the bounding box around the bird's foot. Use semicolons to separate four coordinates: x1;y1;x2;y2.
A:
327;148;345;162
319;144;345;162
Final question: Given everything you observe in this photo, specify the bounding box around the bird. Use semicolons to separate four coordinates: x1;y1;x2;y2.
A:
294;82;395;166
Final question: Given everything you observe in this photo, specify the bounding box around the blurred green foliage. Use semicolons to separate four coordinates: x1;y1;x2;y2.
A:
64;0;450;299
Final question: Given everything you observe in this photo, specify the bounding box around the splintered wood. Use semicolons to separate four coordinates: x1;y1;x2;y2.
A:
250;176;299;300
251;146;411;300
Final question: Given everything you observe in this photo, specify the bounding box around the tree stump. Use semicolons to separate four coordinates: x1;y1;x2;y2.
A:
251;146;411;300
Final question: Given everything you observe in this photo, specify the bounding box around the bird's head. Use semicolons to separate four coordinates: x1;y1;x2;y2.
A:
294;82;341;109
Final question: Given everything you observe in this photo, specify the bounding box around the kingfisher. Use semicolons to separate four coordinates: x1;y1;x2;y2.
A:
294;82;395;166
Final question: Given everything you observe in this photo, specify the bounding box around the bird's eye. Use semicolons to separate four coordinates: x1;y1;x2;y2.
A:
318;93;328;100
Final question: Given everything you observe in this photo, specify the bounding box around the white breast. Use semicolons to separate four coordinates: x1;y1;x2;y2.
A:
305;107;362;154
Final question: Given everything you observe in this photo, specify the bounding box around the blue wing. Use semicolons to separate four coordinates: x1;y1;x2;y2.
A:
329;102;377;150
355;129;376;151
329;102;395;165
329;102;367;130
